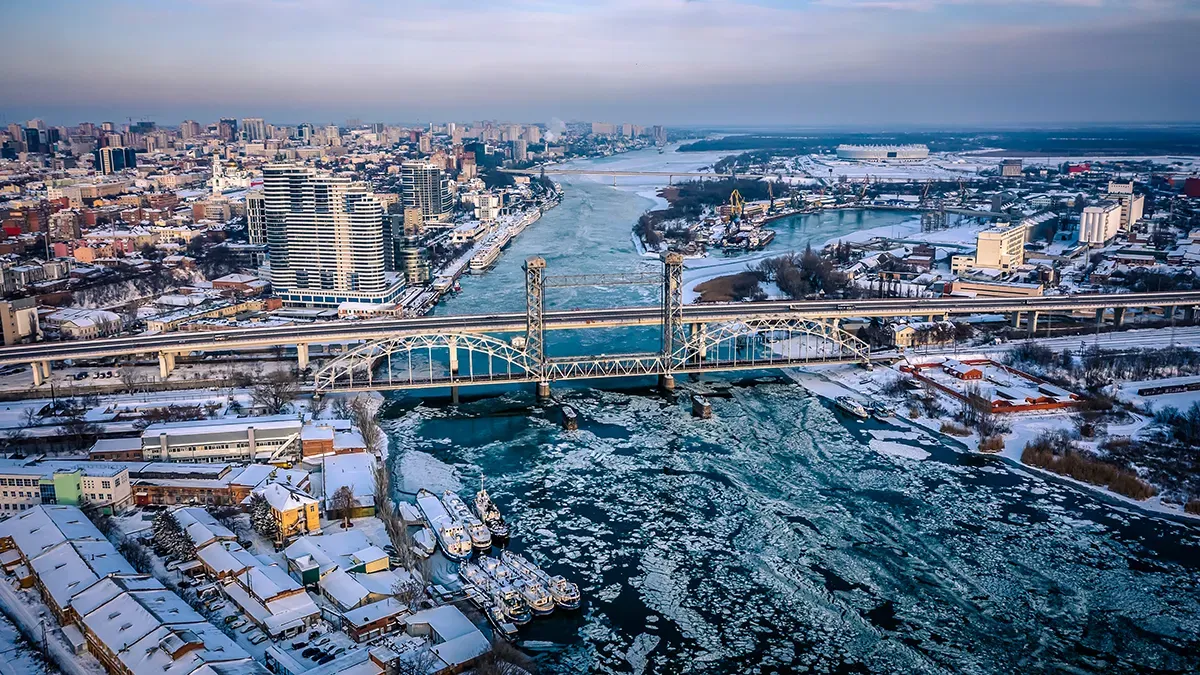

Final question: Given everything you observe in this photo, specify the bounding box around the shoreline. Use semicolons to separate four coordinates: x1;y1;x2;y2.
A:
784;365;1200;524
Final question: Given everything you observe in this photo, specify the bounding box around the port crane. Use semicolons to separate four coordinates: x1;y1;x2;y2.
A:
729;189;745;221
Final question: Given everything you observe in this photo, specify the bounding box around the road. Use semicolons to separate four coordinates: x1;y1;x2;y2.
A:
1;291;1196;367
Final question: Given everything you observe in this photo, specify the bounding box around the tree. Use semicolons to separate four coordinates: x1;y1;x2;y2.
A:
350;396;383;453
248;492;280;543
391;573;425;613
251;370;299;415
331;485;357;528
80;498;116;538
119;364;140;392
2;428;27;453
21;406;41;428
152;511;195;560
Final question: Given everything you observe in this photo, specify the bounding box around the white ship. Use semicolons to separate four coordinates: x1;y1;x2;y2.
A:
547;575;581;610
515;578;555;616
442;490;493;551
412;527;436;558
416;489;472;560
501;551;580;610
475;476;510;539
835;396;869;419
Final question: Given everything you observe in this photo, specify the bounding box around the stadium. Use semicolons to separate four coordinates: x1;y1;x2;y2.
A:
835;144;930;163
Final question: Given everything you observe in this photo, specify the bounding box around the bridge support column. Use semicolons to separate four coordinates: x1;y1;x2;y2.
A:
1186;306;1197;324
448;338;459;374
1113;307;1125;327
1094;308;1104;326
158;351;175;378
536;380;551;401
1027;312;1039;337
659;374;676;392
297;344;309;370
450;386;460;405
1011;312;1021;328
31;362;45;386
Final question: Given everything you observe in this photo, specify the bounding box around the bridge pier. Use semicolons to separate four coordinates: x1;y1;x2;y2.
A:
1186;306;1197;324
297;343;309;370
659;374;676;392
31;361;46;386
536;380;551;401
1113;307;1125;328
448;338;459;374
1027;311;1040;337
1011;311;1021;328
450;386;460;405
158;351;176;378
1094;308;1104;327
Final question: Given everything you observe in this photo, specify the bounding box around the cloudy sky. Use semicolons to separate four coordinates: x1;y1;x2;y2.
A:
4;0;1198;127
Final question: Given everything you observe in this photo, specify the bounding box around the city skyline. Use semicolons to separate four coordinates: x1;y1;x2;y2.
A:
4;0;1199;127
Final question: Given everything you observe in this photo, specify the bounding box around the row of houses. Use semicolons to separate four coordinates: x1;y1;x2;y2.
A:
0;504;269;675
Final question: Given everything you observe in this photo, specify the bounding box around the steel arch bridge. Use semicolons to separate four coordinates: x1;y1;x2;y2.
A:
312;258;871;395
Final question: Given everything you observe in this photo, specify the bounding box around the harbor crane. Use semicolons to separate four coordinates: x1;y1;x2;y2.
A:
729;189;745;221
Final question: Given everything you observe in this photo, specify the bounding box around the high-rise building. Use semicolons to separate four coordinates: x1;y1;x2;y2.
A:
591;122;616;137
23;128;41;153
218;118;238;141
93;146;137;174
1105;182;1144;231
242;117;267;142
180;120;201;139
974;222;1028;271
325;125;341;146
245;190;265;244
401;161;452;224
523;126;541;144
397;236;431;285
262;165;402;306
652;125;667;146
418;134;432;154
1080;202;1122;244
513;139;528;163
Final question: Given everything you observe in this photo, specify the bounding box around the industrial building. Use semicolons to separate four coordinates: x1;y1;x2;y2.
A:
1080;201;1123;244
835;144;929;162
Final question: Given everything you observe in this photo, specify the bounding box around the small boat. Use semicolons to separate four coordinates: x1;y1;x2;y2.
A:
495;589;532;625
416;489;472;560
486;604;519;640
459;562;490;588
870;401;894;420
412;527;436;558
475;477;511;540
547;575;580;610
835;396;869;419
479;556;516;586
443;491;492;551
516;579;555;616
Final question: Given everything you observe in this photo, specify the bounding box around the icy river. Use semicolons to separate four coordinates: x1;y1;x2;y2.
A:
382;146;1200;674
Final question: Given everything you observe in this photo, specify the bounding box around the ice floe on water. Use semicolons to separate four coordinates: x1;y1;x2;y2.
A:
385;377;1200;674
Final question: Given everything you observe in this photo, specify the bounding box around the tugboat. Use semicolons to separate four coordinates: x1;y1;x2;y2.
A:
442;491;492;551
547;575;581;610
835;396;869;419
416;489;472;560
475;476;511;540
515;578;556;616
495;589;532;625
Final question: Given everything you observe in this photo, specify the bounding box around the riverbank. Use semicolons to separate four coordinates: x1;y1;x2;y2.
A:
785;359;1200;523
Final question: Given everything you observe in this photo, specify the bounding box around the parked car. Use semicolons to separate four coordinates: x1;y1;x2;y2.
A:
249;633;269;645
240;623;257;634
207;601;225;611
230;618;246;629
291;641;307;650
224;616;238;625
317;655;334;664
332;647;345;656
301;648;319;659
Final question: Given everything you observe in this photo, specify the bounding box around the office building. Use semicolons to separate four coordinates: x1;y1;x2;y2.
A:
950;222;1028;273
513;139;528;162
179;119;201;139
246;190;265;244
263;165;403;306
242;117;267;141
0;298;40;345
1080;202;1123;244
397;236;431;284
93;146;137;174
401;161;452;224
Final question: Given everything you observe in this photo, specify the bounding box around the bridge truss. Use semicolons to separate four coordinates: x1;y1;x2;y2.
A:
312;256;871;395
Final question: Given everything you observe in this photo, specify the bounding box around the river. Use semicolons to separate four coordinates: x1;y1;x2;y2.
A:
383;145;1200;674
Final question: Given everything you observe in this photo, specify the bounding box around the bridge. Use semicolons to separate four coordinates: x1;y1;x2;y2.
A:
2;256;1197;396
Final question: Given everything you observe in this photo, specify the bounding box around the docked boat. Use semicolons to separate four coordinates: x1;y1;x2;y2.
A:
870;401;894;420
478;555;517;586
459;562;491;589
475;477;511;540
416;489;472;560
443;491;492;551
835;396;869;419
495;589;532;625
412;527;436;558
515;579;555;616
486;604;519;640
547;575;581;610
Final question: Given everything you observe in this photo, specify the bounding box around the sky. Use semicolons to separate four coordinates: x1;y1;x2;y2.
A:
3;0;1199;128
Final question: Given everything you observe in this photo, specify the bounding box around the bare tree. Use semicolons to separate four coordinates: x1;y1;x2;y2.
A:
330;485;357;528
350;396;383;452
251;370;299;414
395;646;438;675
119;364;140;392
391;574;425;612
21;406;41;428
2;428;28;452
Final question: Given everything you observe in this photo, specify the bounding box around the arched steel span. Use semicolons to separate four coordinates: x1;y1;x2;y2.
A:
312;331;533;394
311;317;869;394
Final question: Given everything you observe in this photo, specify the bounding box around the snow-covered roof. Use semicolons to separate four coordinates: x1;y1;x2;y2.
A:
257;482;317;512
174;507;237;547
196;540;258;577
323;453;376;509
405;606;489;668
343;597;405;629
31;539;135;610
318;568;368;609
236;563;302;603
0;505;107;560
229;464;275;488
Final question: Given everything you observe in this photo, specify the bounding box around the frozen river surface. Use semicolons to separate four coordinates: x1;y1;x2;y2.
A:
388;146;1200;674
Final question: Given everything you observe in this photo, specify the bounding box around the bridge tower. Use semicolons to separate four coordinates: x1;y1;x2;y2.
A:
661;253;685;377
524;257;547;389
